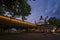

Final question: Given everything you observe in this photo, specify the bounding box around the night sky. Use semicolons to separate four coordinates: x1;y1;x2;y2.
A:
1;0;60;23
17;0;60;23
24;0;60;23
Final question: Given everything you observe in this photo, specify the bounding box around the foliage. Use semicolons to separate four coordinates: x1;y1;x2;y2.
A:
48;17;57;25
56;19;60;26
0;0;31;21
48;17;60;27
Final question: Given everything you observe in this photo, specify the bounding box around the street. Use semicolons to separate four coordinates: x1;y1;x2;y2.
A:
0;33;60;40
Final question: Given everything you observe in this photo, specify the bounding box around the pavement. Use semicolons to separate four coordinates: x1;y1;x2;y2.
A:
53;33;60;35
0;33;60;40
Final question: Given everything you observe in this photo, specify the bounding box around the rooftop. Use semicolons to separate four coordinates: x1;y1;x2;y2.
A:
0;16;36;27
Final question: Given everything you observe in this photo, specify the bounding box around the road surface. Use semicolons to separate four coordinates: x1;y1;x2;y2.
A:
0;33;60;40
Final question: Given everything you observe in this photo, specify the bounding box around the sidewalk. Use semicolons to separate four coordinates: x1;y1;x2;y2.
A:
52;33;60;35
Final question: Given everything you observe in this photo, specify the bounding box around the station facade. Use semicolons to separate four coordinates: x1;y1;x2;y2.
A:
0;16;56;33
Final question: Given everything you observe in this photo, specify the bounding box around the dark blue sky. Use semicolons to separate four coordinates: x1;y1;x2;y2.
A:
24;0;60;23
16;0;60;23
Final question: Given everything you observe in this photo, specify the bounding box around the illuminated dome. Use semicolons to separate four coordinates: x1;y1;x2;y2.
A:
36;16;45;25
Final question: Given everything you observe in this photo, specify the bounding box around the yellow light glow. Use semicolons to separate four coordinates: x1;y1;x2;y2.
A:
51;29;55;33
0;16;36;27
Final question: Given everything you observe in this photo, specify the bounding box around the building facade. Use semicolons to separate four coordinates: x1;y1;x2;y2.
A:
35;16;55;33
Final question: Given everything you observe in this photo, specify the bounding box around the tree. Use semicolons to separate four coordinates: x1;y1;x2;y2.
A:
0;0;31;21
48;17;60;28
56;19;60;26
48;17;57;25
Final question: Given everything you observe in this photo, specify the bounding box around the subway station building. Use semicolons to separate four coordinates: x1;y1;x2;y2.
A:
0;16;55;33
0;15;36;33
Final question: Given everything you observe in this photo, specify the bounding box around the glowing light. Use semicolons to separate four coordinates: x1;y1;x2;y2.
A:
51;29;55;33
0;16;36;27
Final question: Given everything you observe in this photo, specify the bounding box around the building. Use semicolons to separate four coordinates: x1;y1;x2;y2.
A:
0;15;56;33
35;16;49;25
0;15;36;33
35;16;45;25
35;16;55;33
55;26;60;33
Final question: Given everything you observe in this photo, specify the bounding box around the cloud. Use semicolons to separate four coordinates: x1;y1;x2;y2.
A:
51;0;60;18
27;0;60;23
44;0;60;18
